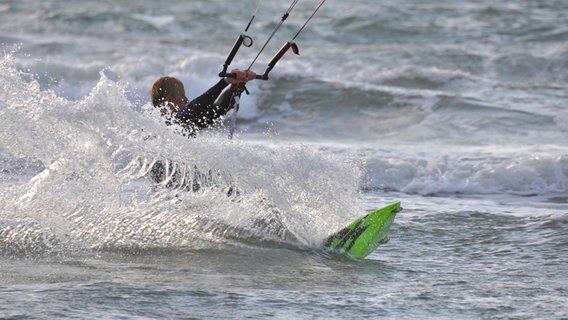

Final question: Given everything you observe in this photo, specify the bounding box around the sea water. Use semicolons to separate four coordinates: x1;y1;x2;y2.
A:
0;0;567;319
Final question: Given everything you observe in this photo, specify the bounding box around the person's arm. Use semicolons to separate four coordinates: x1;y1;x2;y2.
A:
174;69;255;132
174;79;232;130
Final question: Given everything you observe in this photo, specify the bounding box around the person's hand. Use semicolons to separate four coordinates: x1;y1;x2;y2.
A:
225;68;256;85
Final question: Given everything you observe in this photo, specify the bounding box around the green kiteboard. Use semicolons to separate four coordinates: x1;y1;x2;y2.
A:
322;202;401;259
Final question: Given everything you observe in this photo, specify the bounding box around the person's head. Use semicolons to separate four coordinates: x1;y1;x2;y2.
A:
150;76;189;112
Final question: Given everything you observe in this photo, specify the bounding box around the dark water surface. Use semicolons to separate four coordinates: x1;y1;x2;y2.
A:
1;0;567;318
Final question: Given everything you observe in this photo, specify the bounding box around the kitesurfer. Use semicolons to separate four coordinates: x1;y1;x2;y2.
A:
149;68;256;135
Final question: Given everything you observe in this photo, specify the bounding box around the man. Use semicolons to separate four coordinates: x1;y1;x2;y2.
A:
149;68;256;135
147;69;255;188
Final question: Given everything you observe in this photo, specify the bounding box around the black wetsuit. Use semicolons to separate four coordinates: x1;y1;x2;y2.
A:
172;79;235;134
150;79;236;185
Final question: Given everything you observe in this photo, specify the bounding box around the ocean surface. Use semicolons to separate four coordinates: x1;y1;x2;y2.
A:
1;0;567;319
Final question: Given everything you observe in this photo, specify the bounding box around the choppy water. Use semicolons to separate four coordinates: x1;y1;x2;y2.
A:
1;0;567;319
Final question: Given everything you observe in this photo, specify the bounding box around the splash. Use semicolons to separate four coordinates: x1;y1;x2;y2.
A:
0;54;363;256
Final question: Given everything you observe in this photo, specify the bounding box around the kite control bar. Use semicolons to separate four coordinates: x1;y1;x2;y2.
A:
220;0;326;82
223;41;300;80
219;0;328;138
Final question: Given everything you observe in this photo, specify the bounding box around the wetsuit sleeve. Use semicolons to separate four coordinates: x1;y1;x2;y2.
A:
174;79;235;131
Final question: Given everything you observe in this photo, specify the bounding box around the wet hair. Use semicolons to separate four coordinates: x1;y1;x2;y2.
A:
149;76;185;107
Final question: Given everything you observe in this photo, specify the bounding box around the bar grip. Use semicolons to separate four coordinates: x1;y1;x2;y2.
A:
268;42;292;70
261;42;299;80
219;34;252;77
